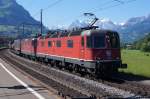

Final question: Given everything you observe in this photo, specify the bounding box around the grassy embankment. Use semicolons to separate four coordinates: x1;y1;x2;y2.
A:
121;50;150;78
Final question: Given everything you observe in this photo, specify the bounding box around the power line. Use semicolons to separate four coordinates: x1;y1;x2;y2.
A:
74;0;125;20
34;0;137;29
97;0;120;8
62;0;138;29
43;0;63;11
113;0;124;4
33;0;63;17
93;0;137;13
83;0;123;15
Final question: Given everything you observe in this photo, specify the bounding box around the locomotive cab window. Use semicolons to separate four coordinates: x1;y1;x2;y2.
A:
56;40;61;47
87;36;92;48
87;34;105;48
108;32;120;48
93;35;105;48
67;40;73;48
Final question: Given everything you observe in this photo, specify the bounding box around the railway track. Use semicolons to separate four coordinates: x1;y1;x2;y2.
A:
0;49;150;98
0;50;90;99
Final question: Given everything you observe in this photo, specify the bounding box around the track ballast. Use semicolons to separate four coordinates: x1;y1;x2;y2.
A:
0;49;150;98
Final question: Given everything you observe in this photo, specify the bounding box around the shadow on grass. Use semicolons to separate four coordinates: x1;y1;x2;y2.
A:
117;72;150;81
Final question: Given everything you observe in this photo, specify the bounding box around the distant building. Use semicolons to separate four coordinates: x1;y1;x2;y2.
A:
126;44;133;49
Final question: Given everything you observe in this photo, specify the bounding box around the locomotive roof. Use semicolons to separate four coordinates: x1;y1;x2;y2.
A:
81;29;117;36
49;30;83;38
46;29;117;38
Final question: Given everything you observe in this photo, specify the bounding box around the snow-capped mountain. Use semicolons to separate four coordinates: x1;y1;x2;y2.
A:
95;19;119;30
69;20;89;29
119;15;150;42
69;14;150;43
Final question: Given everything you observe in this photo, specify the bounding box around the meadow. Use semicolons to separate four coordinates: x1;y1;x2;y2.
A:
121;50;150;78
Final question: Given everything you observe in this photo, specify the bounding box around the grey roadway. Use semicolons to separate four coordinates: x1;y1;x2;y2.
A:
0;58;61;99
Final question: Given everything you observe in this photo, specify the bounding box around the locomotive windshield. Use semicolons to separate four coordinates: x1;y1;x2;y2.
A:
87;34;105;48
86;32;120;49
108;32;120;48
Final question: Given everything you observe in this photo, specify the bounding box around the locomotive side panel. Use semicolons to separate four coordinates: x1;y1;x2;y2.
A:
13;39;21;54
21;39;33;56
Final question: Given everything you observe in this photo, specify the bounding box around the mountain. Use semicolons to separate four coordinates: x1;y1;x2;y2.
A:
0;0;41;38
69;15;150;43
69;19;118;30
68;20;88;29
0;0;39;25
119;15;150;42
95;19;119;30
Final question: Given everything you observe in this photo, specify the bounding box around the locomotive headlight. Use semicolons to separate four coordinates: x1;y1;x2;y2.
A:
106;50;111;57
96;57;101;60
116;57;120;60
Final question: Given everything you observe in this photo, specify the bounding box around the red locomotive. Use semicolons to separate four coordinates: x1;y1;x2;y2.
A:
12;25;127;77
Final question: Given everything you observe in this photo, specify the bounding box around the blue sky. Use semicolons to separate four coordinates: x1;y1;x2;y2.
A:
16;0;150;28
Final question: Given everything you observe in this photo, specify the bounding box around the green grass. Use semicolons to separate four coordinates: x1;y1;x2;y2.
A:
120;50;150;78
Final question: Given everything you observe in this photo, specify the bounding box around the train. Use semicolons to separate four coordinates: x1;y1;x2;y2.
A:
11;26;127;77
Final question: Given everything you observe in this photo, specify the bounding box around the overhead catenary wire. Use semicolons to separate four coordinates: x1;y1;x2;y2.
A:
43;0;63;11
32;0;138;30
75;0;118;18
74;0;135;21
33;0;63;17
93;0;124;12
93;0;137;13
113;0;124;4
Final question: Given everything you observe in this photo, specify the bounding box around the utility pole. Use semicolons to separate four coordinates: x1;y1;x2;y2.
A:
40;9;43;34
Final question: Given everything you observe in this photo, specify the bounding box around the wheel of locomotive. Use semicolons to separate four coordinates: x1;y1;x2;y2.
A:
37;57;40;63
53;60;57;67
55;61;62;69
81;67;87;77
68;63;74;72
47;59;52;67
33;57;37;61
42;58;46;64
44;58;48;65
58;61;63;69
49;60;54;67
74;64;80;73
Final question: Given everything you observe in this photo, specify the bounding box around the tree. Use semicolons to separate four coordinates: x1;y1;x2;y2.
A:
133;33;150;52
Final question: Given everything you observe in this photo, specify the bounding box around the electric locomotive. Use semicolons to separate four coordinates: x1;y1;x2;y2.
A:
12;26;127;77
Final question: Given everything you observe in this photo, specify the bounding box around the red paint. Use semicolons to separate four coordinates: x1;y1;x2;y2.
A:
14;30;121;62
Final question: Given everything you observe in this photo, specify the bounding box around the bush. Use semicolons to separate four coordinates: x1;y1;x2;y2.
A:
141;42;150;52
133;33;150;52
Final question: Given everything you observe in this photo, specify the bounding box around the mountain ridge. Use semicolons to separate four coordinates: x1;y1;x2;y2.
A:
69;14;150;42
0;0;39;25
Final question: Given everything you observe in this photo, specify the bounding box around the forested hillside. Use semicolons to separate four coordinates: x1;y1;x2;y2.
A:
133;33;150;52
